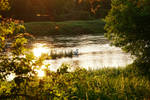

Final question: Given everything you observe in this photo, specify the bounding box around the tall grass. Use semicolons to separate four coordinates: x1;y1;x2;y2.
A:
49;50;73;59
34;65;150;99
1;65;150;100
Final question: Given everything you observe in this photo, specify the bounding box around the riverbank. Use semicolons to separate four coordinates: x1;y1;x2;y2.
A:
24;19;105;36
1;65;150;99
53;65;150;100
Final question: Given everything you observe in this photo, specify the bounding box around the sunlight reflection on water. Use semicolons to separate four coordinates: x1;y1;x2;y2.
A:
32;43;50;58
32;35;133;71
6;35;134;80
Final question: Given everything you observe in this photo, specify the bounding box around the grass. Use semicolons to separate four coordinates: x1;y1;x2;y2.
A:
1;65;150;99
24;19;105;36
43;65;150;100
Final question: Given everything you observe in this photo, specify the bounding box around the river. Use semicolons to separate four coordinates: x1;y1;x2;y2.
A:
31;34;133;71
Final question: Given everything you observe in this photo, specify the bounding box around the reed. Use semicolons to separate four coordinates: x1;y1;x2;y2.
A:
49;49;73;59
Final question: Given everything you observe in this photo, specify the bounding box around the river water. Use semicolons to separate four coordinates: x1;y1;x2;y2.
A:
32;34;133;71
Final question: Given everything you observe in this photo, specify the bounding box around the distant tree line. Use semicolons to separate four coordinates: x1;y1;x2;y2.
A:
0;0;111;21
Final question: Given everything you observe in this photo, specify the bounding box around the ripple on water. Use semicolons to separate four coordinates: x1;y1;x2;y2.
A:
33;35;133;71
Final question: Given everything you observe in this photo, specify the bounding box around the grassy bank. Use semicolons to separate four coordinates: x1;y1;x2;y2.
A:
1;65;150;99
24;19;105;36
42;65;150;100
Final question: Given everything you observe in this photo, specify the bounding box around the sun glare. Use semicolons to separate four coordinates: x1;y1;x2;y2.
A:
33;44;50;58
37;69;45;78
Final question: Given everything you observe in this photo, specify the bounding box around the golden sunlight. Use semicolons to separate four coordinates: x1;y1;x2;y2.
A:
32;44;50;58
36;69;45;77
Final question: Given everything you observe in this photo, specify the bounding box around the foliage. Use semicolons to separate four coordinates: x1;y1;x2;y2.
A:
0;18;50;96
0;0;150;99
0;0;10;11
0;1;48;98
1;65;150;99
105;0;150;74
89;0;111;18
3;0;111;21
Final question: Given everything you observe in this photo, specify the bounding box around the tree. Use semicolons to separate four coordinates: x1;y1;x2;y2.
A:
89;0;111;18
105;0;150;74
0;0;10;11
3;0;112;21
0;1;48;98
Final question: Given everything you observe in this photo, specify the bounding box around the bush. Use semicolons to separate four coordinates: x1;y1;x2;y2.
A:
105;0;150;74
